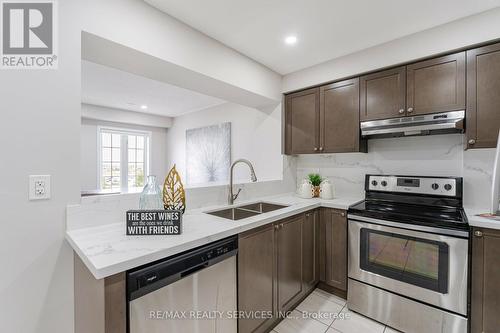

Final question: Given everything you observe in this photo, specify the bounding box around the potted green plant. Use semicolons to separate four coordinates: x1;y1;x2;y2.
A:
308;173;323;198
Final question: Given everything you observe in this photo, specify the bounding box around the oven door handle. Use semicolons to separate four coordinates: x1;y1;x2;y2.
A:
347;214;469;238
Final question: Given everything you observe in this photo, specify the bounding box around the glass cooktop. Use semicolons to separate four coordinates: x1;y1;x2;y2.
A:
349;200;469;231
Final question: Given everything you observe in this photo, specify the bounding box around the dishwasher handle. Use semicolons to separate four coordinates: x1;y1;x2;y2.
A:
127;236;238;301
180;261;209;278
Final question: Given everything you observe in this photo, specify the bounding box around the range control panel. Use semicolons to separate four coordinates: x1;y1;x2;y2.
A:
367;175;458;197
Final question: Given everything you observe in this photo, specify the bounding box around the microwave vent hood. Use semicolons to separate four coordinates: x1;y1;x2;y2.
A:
360;111;465;138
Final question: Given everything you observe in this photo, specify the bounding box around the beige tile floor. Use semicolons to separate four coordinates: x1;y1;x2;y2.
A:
271;289;401;333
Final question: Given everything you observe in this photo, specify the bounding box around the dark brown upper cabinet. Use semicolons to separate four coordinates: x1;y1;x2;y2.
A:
360;52;465;121
471;227;500;333
360;66;406;121
285;87;320;154
407;52;465;116
466;42;500;149
320;78;365;153
285;80;365;155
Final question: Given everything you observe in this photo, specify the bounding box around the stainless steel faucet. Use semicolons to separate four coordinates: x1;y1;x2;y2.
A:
228;159;257;205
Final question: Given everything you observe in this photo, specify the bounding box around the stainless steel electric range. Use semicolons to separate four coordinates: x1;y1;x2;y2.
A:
347;175;469;333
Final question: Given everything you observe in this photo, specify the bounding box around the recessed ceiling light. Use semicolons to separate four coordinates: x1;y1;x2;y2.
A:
284;35;297;45
140;105;148;110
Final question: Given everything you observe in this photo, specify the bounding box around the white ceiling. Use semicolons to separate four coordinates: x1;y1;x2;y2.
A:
145;0;500;74
81;60;226;117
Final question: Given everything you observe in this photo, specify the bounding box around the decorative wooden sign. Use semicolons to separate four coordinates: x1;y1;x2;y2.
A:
126;210;182;235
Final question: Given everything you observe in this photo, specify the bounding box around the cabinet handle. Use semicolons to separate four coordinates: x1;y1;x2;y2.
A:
314;147;318;152
398;109;405;114
274;225;279;230
332;210;346;216
280;223;284;228
407;107;414;113
474;230;483;237
468;139;476;145
319;147;324;151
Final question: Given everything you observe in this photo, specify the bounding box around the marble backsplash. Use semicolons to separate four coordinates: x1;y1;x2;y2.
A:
297;134;495;210
463;147;496;210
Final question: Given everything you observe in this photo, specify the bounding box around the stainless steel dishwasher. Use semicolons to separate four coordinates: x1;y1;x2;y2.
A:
127;236;238;333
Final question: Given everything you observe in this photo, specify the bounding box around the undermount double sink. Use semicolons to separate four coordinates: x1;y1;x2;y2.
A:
206;202;289;220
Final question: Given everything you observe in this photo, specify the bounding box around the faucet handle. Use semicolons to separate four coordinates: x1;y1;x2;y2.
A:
232;188;242;201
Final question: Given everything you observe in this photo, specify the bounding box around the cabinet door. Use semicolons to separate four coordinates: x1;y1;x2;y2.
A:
467;43;500;149
471;228;500;333
277;215;304;312
285;88;320;154
302;210;319;294
319;209;347;291
360;66;406;121
238;224;275;333
406;52;465;116
320;78;364;153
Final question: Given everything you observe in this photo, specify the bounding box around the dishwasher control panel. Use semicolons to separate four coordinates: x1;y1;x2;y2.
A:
126;236;238;300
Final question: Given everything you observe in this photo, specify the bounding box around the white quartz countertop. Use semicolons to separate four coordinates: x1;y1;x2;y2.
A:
66;193;362;280
465;207;500;230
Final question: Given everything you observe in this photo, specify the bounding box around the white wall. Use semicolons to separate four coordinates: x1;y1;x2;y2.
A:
283;7;500;92
0;1;80;333
166;102;283;186
296;134;495;210
80;118;168;191
0;0;284;332
81;119;99;190
463;148;496;210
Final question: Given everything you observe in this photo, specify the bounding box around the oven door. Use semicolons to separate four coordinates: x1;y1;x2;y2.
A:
348;216;468;315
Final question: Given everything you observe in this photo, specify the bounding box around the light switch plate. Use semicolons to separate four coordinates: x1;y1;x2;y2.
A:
29;175;51;200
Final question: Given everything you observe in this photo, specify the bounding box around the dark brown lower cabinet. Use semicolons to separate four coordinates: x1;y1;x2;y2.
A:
238;212;318;333
319;208;347;295
471;227;500;333
238;224;276;333
276;215;304;312
74;254;127;333
302;210;319;294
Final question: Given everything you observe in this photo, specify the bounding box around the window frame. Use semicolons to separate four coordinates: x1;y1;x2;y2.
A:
97;126;152;191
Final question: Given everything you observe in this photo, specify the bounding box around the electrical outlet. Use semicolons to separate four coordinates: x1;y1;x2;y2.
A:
29;175;51;200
